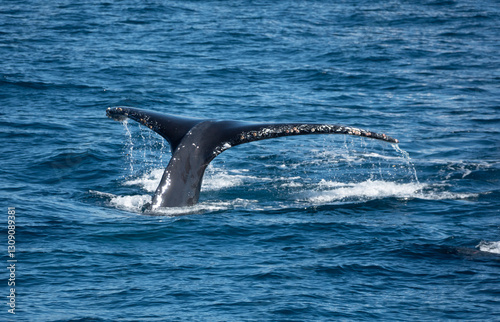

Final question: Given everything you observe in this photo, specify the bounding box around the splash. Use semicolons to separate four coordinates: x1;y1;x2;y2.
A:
288;139;478;205
304;180;420;204
97;188;257;215
123;168;164;192
300;179;477;204
122;119;134;173
90;190;151;213
203;167;246;191
477;241;500;254
392;144;420;184
151;199;258;216
120;121;169;179
109;194;153;211
107;128;477;213
121;166;262;193
203;166;269;192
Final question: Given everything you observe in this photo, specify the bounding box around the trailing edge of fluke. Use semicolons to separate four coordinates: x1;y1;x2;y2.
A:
106;106;399;211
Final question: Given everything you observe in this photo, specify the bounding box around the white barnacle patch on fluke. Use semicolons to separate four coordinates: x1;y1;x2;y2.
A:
262;128;273;135
213;142;232;155
106;107;129;122
335;126;345;133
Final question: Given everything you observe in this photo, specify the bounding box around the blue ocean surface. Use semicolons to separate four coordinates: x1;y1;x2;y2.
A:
1;0;499;320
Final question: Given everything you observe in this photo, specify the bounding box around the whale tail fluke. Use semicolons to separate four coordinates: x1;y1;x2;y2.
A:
107;107;204;152
106;106;398;209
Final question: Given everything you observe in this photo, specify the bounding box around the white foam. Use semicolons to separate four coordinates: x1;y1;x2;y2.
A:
108;195;258;216
202;167;269;191
301;180;478;204
123;169;163;192
109;194;152;212
104;135;483;212
89;190;117;199
477;241;500;254
304;180;423;204
281;181;304;188
94;186;231;215
152;198;258;216
362;152;403;161
115;168;479;212
121;166;263;193
202;168;245;191
105;166;263;214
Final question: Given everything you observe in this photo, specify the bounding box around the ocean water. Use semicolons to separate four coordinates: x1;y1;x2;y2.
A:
1;0;499;320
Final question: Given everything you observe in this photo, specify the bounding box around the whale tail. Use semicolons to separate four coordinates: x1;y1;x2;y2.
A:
106;107;398;209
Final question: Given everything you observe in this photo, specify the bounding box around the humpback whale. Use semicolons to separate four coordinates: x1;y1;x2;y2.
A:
106;107;398;210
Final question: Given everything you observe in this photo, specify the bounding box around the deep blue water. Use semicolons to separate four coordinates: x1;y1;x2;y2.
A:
1;0;500;320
